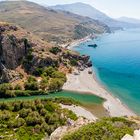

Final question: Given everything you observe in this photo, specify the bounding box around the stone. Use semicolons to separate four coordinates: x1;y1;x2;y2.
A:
122;134;134;140
121;130;140;140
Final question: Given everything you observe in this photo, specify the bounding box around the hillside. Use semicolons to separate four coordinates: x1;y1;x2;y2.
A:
51;2;140;30
117;17;140;24
0;1;110;45
0;22;92;86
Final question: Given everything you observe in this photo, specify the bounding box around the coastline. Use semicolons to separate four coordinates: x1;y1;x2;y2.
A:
61;35;92;49
61;34;136;117
63;67;136;117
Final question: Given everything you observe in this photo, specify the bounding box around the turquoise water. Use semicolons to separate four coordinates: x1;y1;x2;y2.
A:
0;90;104;104
74;28;140;115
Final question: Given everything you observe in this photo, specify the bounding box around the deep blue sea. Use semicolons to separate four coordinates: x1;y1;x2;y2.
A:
74;28;140;115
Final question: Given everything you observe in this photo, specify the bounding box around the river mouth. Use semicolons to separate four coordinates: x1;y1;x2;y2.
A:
0;90;108;118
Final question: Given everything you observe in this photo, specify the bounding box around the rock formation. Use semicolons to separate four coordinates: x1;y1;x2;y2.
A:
122;130;140;140
0;22;92;83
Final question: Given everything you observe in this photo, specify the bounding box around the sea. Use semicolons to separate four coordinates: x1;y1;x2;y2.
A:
73;28;140;115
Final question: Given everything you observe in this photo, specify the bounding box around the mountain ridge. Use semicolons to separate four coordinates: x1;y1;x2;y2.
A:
117;17;140;24
51;2;140;29
0;1;110;45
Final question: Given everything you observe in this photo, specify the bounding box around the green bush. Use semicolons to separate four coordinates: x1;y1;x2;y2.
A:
0;83;13;98
70;59;78;66
43;66;56;77
24;82;39;90
14;84;22;90
24;76;39;90
51;71;67;83
48;78;64;92
62;117;138;140
19;108;32;118
40;78;48;90
49;47;61;55
0;99;78;139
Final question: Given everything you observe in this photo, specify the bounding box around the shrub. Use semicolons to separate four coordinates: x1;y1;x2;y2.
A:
70;59;78;66
14;84;22;90
8;118;25;128
19;108;32;118
62;117;138;140
51;71;67;83
49;47;61;55
43;66;56;77
26;112;43;126
24;76;39;90
34;67;44;76
48;78;64;92
4;90;16;98
0;99;78;139
24;82;39;90
0;83;13;98
40;78;48;90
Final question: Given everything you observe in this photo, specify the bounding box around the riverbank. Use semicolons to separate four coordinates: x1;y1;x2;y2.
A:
63;68;136;117
61;104;97;121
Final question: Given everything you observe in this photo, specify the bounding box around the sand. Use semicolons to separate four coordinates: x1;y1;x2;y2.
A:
61;104;97;121
61;35;92;49
63;68;136;117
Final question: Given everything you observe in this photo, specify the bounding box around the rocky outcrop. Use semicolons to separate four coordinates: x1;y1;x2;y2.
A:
122;130;140;140
0;64;21;83
48;117;92;140
0;35;26;69
62;52;92;68
0;24;33;82
0;22;93;83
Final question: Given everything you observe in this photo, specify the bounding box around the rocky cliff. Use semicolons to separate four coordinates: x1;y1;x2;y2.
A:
0;22;92;83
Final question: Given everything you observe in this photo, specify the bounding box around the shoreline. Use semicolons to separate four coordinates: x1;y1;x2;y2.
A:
61;34;136;117
63;67;136;117
61;35;93;49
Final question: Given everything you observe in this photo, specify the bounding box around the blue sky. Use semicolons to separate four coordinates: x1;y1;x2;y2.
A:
2;0;140;19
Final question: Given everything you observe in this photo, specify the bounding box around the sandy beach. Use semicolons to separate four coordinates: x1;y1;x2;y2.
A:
61;104;97;121
63;68;136;117
61;35;92;49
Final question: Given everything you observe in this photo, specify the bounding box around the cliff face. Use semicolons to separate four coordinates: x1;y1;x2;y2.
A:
0;23;26;82
0;26;25;69
0;22;92;83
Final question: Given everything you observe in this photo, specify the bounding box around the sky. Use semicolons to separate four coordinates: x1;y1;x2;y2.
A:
2;0;140;19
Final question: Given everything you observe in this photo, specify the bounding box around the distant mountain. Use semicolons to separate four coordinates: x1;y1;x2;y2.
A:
51;2;140;29
117;17;140;24
0;1;110;45
51;2;108;22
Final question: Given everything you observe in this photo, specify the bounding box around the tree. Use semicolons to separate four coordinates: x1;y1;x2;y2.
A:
24;76;38;90
40;78;48;90
14;84;22;90
8;118;25;128
49;47;61;55
51;71;66;83
43;67;56;77
0;83;13;98
48;78;64;92
26;112;43;126
19;108;32;118
24;82;38;90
